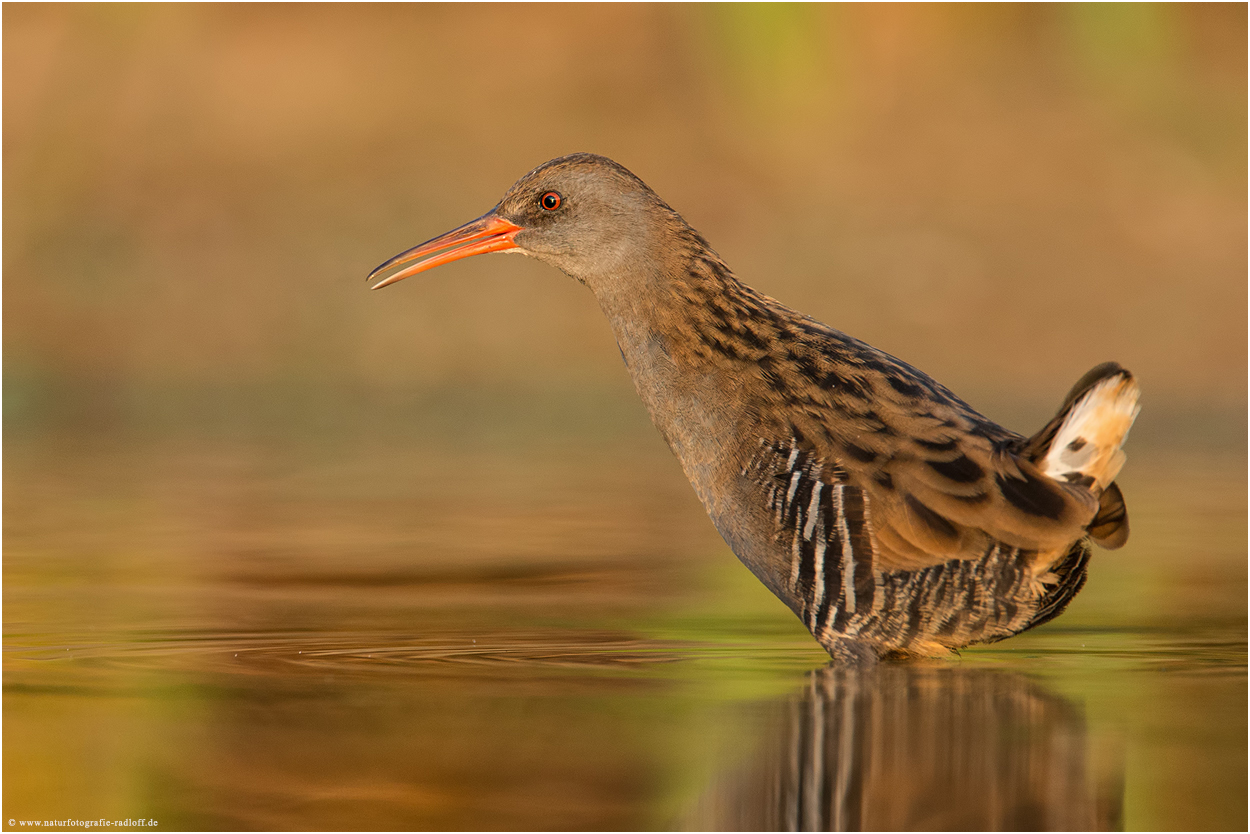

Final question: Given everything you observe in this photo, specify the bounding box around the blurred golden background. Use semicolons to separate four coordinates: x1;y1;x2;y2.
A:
5;3;1246;439
4;5;1246;831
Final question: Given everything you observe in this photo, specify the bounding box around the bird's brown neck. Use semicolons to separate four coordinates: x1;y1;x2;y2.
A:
586;234;782;516
590;227;777;359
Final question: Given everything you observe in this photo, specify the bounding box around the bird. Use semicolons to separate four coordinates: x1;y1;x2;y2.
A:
366;153;1140;663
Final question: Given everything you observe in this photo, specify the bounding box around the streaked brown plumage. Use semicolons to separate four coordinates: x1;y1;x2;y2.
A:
367;153;1140;663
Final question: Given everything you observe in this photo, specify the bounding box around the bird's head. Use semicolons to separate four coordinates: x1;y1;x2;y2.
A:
367;154;680;293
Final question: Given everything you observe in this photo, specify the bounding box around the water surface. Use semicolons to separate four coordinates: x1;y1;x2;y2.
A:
5;414;1245;830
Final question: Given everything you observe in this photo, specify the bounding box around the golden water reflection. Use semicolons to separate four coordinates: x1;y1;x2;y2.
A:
686;665;1121;831
4;422;1246;830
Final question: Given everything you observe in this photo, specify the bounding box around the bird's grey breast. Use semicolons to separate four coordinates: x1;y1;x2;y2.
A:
615;326;752;506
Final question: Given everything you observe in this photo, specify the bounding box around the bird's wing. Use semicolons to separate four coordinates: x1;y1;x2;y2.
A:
755;407;1099;573
747;346;1107;572
854;408;1099;571
736;314;1128;574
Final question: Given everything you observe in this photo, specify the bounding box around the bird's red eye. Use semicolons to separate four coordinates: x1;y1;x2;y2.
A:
540;191;562;211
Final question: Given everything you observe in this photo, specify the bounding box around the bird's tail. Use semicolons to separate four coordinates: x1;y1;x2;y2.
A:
1022;362;1140;549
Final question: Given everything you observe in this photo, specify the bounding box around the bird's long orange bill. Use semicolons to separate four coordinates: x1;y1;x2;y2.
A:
367;213;523;289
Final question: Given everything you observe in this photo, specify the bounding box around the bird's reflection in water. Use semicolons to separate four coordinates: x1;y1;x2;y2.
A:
686;664;1123;831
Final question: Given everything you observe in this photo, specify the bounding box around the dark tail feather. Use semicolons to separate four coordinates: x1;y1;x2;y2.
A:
1088;481;1130;549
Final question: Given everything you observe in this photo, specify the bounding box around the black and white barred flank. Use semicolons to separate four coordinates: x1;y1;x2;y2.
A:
744;438;1089;656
